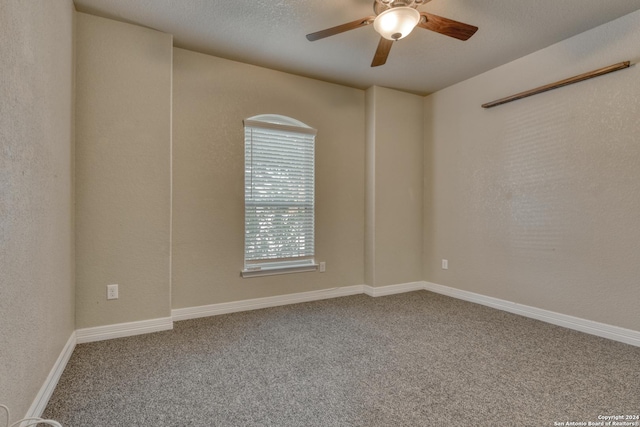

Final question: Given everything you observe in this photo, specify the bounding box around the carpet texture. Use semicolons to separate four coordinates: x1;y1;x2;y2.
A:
43;291;640;426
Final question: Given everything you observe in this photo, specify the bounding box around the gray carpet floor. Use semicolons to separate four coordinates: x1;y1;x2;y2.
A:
43;291;640;426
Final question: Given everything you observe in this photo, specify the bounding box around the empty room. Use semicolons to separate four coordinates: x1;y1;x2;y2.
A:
2;0;640;425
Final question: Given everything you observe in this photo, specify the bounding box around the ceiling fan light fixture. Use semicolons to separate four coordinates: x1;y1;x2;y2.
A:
373;7;420;40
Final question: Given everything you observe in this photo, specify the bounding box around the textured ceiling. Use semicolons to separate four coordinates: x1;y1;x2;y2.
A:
73;0;640;95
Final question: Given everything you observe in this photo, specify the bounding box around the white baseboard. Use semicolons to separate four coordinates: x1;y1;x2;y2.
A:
23;331;76;424
423;281;640;347
171;283;430;322
363;281;425;297
76;317;173;344
172;281;639;348
172;285;365;321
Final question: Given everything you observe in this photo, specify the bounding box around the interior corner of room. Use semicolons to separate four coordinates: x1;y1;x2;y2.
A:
2;0;640;424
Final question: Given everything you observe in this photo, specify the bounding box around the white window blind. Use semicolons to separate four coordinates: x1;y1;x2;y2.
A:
243;116;317;273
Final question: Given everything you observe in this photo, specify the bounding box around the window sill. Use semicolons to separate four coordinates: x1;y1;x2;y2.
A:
241;262;318;278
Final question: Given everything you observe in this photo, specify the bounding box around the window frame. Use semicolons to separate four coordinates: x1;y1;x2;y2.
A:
241;115;318;278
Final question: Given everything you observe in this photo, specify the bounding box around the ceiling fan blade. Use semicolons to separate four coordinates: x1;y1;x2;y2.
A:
371;37;393;67
417;12;478;41
306;16;375;41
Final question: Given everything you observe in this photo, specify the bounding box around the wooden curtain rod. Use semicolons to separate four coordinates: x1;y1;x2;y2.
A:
481;61;632;109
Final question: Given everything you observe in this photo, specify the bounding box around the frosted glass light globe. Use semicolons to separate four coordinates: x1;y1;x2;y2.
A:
373;7;420;41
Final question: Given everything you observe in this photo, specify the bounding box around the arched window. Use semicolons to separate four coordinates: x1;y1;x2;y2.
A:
242;115;317;277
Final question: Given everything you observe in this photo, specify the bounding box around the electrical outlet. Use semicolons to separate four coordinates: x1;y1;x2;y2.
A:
319;262;326;273
442;259;448;270
107;284;119;300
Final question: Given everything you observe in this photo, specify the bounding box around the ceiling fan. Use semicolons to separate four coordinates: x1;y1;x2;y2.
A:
306;0;478;67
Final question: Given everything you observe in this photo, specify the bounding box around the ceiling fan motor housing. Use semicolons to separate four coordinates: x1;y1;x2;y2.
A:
374;0;431;14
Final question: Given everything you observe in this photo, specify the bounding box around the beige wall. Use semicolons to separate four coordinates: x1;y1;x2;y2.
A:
366;86;423;287
75;13;172;328
172;48;365;308
424;10;640;331
0;0;75;421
